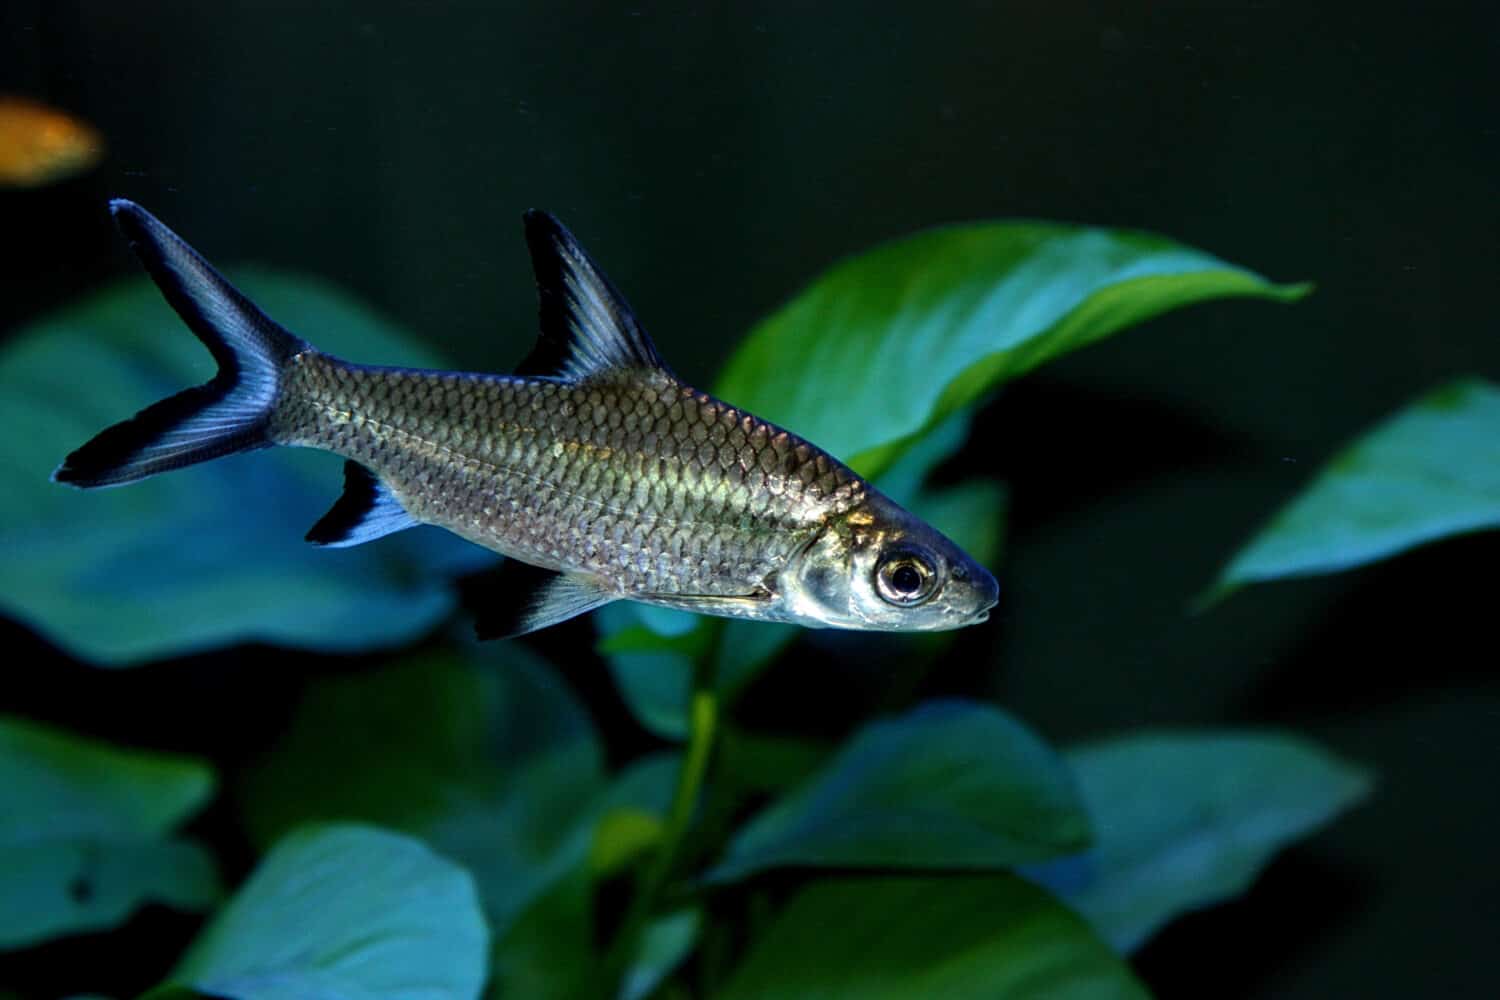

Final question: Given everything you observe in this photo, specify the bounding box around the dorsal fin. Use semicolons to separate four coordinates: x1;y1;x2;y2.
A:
305;461;419;547
516;210;672;381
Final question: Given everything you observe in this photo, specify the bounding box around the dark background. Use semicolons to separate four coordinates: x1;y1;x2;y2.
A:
2;3;1496;998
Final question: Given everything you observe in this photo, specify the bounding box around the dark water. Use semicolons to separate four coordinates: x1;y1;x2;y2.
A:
2;3;1496;998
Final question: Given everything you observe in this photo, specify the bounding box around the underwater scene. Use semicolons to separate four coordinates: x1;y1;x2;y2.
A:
1;5;1495;999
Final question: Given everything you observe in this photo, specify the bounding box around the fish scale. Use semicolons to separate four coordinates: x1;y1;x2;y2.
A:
56;200;998;637
271;351;866;598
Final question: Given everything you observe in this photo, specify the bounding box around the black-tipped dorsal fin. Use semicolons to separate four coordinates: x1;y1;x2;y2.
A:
516;210;671;381
475;559;617;639
306;461;419;547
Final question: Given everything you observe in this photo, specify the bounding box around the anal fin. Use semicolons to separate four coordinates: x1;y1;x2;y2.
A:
476;559;617;639
306;461;419;547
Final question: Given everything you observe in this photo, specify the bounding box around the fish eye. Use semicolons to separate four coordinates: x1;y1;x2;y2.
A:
875;548;938;606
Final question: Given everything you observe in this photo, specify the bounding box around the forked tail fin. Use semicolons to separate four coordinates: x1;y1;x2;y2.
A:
52;200;311;488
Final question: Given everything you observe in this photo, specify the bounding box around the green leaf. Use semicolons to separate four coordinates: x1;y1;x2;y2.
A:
1024;731;1373;953
598;605;797;742
165;823;487;1000
0;270;495;665
1209;378;1500;600
873;409;1007;568
590;753;681;878
619;908;701;1000
0;716;220;949
719;875;1149;1000
706;699;1089;883
487;864;599;1000
717;728;831;796
238;643;602;943
910;479;1007;570
717;221;1308;480
488;752;680;1000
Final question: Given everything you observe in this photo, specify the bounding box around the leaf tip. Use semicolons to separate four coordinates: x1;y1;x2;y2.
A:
1269;279;1317;303
1188;580;1238;615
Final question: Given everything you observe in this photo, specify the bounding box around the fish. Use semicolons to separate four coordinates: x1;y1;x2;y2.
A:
54;200;999;638
0;96;104;188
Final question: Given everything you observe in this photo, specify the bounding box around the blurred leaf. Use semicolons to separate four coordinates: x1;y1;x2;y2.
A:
705;699;1089;883
488;752;681;1000
0;269;494;665
719;875;1149;999
592;810;666;879
717;728;831;796
911;479;1007;569
1024;731;1373;952
590;753;681;878
238;643;601;945
717;221;1309;480
1209;378;1500;601
488;864;599;1000
598;605;796;742
712;620;800;700
620;909;701;1000
0;716;220;949
597;623;715;660
874;408;1007;568
165;824;487;1000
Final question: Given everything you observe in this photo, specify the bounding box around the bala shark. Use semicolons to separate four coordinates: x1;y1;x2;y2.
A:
55;201;999;638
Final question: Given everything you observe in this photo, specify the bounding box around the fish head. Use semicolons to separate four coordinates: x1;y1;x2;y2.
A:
783;490;999;631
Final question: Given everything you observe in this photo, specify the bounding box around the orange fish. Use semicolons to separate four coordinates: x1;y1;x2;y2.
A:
0;96;104;188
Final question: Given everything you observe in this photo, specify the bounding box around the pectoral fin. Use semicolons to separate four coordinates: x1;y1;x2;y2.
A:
306;461;419;547
476;559;618;639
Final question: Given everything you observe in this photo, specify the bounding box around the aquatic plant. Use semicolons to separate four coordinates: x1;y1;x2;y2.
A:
6;215;1476;998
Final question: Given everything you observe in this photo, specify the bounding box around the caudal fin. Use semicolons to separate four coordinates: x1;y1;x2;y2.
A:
53;200;311;488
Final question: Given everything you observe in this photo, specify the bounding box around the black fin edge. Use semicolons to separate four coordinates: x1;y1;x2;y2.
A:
305;461;417;547
474;558;615;639
52;201;307;488
52;383;254;487
109;200;307;374
515;210;670;381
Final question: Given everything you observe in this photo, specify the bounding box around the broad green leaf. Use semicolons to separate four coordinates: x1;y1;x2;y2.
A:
1024;731;1372;953
706;699;1089;883
238;643;602;944
719;875;1149;1000
717;221;1308;480
872;408;1008;568
166;824;487;1000
866;407;976;505
0;716;220;949
0;270;494;665
1209;378;1500;599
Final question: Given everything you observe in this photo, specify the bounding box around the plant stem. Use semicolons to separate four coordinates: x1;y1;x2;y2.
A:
604;653;719;985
